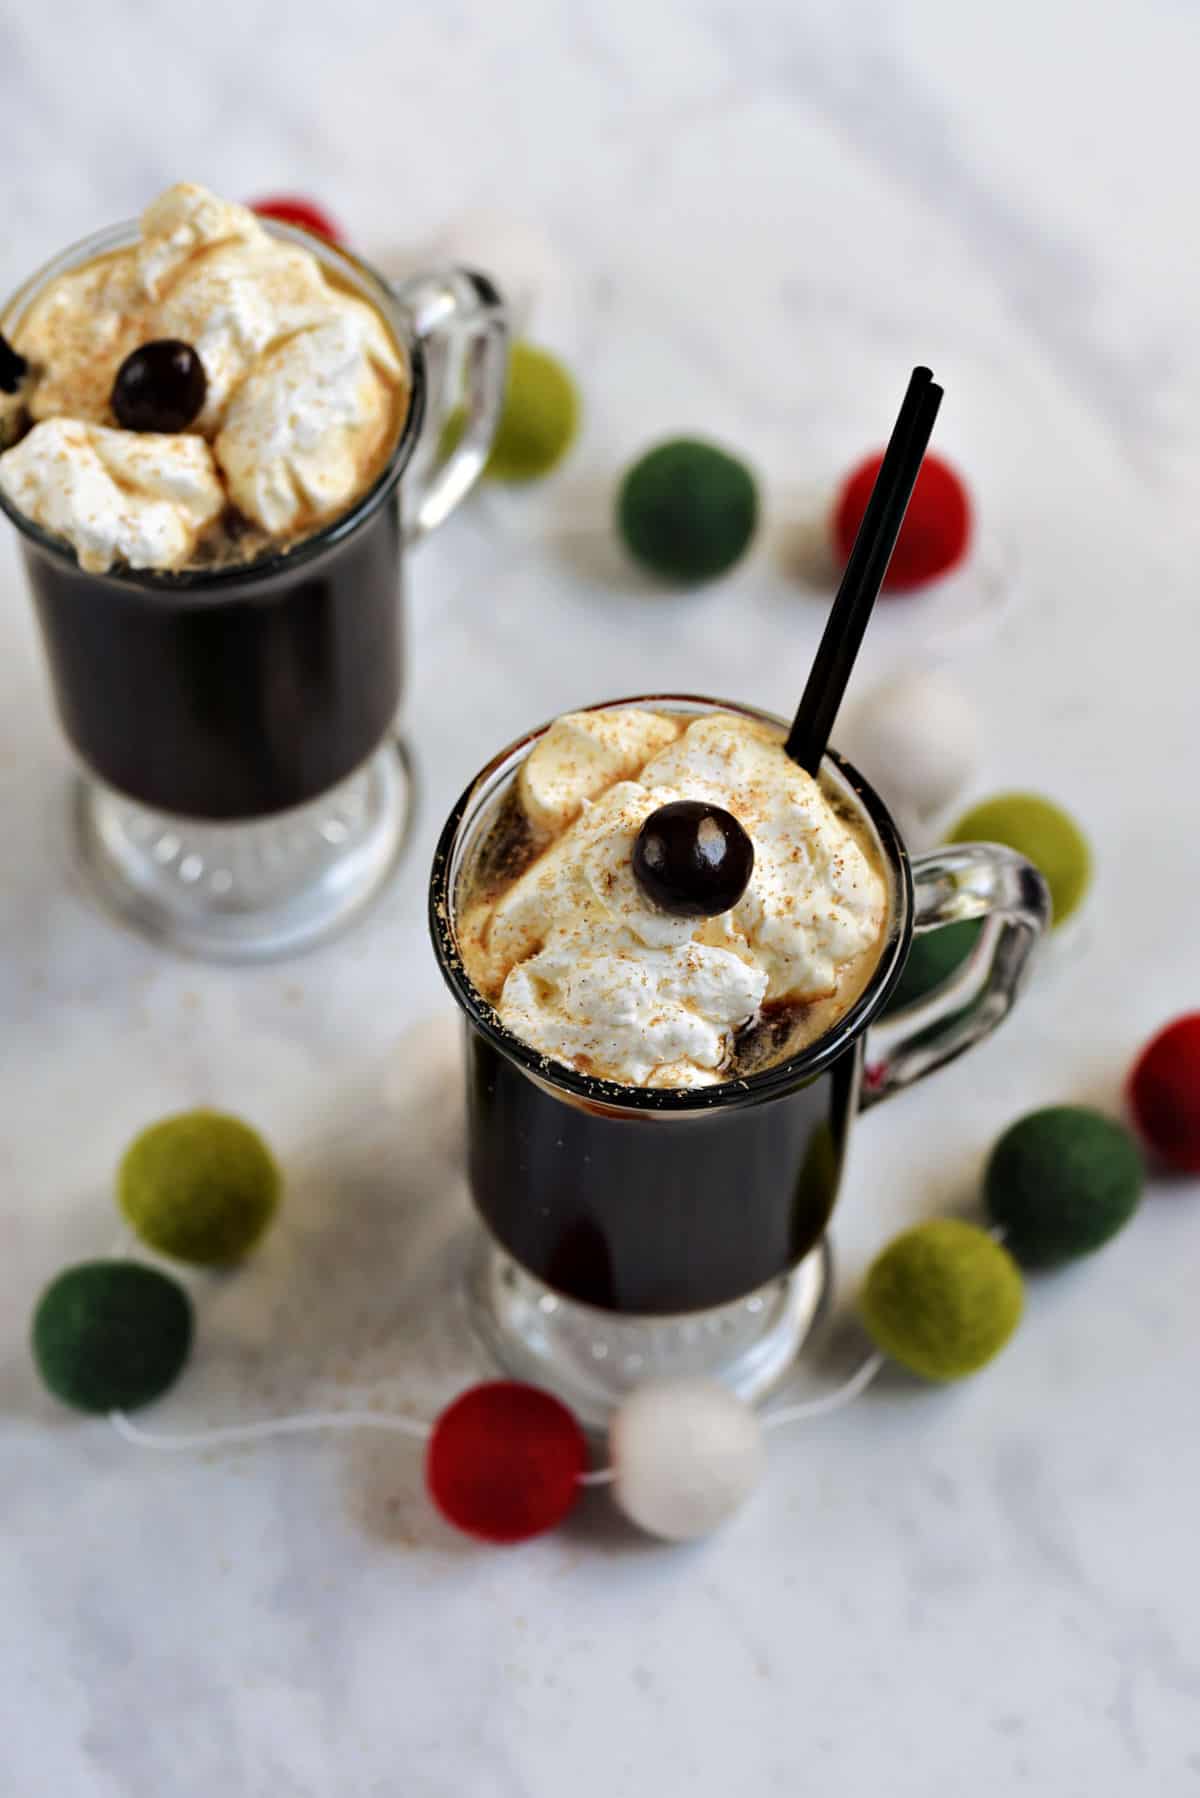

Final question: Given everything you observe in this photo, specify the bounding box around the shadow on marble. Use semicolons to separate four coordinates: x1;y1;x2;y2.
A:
548;528;670;598
0;1355;69;1422
553;527;659;595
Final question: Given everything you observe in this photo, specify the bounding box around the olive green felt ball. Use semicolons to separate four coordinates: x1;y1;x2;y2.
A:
489;342;579;481
118;1110;280;1266
443;341;579;482
885;918;984;1014
32;1260;193;1413
617;438;759;583
985;1105;1143;1268
861;1218;1023;1382
948;793;1091;927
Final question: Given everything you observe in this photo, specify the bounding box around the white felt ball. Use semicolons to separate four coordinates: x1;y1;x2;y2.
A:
838;667;980;821
609;1379;765;1541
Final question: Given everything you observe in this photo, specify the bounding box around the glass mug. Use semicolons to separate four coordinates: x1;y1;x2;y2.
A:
0;223;507;960
430;695;1051;1427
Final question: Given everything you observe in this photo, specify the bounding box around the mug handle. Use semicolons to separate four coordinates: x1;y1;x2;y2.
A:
392;267;508;546
860;843;1051;1110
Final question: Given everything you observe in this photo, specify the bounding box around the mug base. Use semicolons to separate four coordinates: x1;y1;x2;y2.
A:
467;1230;831;1432
72;738;412;963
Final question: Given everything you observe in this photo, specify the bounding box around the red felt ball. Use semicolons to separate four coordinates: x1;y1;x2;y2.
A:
1128;1013;1200;1173
426;1381;587;1543
248;195;345;244
833;449;972;591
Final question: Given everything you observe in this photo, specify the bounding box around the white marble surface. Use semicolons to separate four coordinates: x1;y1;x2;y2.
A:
4;2;1200;1792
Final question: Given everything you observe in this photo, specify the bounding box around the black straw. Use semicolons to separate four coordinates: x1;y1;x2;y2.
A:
785;366;943;774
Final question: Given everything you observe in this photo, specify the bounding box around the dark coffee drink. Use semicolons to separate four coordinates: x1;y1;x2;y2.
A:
461;1023;855;1312
21;493;407;819
436;701;893;1313
0;186;507;956
0;183;417;822
432;698;1049;1420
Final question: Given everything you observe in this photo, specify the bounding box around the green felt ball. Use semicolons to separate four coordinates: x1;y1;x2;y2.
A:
443;341;579;482
32;1260;193;1413
617;438;759;583
861;1218;1023;1382
948;793;1091;927
489;342;579;481
885;918;984;1014
985;1105;1143;1268
118;1110;280;1266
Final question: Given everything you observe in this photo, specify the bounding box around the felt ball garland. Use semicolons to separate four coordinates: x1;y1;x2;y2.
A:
29;1043;1189;1544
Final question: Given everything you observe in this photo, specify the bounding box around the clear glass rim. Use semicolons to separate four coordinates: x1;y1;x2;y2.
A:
429;694;915;1115
0;216;426;594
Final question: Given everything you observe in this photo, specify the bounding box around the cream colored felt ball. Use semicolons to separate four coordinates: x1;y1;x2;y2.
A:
840;668;979;821
609;1378;765;1541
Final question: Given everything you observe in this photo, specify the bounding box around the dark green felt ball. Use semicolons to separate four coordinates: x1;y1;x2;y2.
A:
119;1109;280;1266
885;918;984;1014
617;438;758;583
860;1218;1023;1381
984;1105;1142;1267
32;1260;193;1413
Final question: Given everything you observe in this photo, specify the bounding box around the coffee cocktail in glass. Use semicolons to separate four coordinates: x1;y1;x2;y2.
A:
0;184;507;958
431;696;1049;1426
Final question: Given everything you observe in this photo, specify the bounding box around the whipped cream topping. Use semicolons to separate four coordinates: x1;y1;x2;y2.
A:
0;419;224;573
517;707;682;835
137;185;266;302
0;183;407;570
215;304;402;533
460;709;888;1089
15;252;146;427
